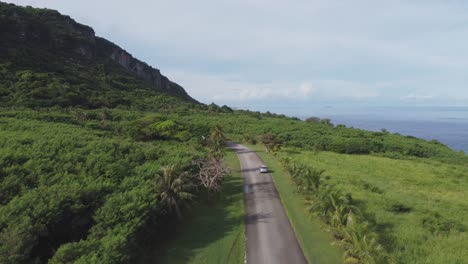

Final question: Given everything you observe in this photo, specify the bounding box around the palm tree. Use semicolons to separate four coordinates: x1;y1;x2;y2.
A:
279;156;292;168
290;164;306;186
330;204;359;229
308;185;352;223
209;125;226;147
208;125;226;157
303;168;324;193
154;165;195;220
335;218;383;264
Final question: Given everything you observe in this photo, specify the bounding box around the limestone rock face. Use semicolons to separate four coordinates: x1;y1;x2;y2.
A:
0;2;196;103
97;37;192;100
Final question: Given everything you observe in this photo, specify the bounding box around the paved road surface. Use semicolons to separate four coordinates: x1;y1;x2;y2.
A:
228;143;308;264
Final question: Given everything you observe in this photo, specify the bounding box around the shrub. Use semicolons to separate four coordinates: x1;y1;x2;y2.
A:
279;158;386;263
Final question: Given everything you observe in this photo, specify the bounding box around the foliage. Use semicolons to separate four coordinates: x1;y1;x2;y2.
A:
171;111;468;165
336;219;383;264
154;151;244;264
0;105;466;263
242;134;257;145
305;116;321;123
1;3;467;264
259;133;283;153
0;2;198;110
250;144;343;263
0;111;205;263
208;125;227;158
284;149;468;264
145;120;192;141
154;166;195;220
280;157;386;263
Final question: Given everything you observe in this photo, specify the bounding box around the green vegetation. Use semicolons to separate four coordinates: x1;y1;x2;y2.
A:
0;108;242;263
174;112;468;165
278;157;386;263
0;2;197;109
154;165;196;220
0;105;467;263
152;150;245;264
276;149;468;263
249;144;343;264
1;2;468;264
0;61;198;111
0;110;207;263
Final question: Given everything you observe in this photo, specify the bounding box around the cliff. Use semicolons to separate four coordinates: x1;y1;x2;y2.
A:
0;2;197;107
96;37;191;99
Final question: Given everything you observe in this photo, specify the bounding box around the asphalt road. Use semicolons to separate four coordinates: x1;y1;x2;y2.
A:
228;143;308;264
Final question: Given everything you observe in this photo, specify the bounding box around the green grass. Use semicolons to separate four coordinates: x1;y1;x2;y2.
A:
285;149;468;264
248;144;343;264
156;150;245;264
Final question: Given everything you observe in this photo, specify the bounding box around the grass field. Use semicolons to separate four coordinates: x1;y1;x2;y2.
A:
156;150;245;264
282;149;468;264
248;144;343;264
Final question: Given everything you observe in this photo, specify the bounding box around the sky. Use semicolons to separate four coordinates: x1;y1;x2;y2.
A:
5;0;468;110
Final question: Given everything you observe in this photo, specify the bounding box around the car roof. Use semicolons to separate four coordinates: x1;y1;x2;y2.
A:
260;165;268;168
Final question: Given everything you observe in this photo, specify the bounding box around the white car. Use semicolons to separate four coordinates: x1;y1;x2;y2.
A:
259;165;268;173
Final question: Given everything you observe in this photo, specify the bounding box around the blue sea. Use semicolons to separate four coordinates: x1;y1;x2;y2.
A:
242;105;468;153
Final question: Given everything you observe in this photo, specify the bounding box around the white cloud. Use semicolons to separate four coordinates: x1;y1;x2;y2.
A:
166;70;315;102
400;94;435;101
167;70;382;104
298;83;315;97
5;0;468;105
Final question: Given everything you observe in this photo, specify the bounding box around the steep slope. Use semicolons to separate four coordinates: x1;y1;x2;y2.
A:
0;2;197;108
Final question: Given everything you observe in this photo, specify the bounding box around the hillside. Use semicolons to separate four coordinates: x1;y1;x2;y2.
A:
0;2;197;109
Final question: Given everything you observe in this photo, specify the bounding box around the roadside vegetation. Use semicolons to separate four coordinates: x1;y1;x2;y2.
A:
283;150;468;264
153;150;244;264
249;145;343;264
0;109;230;264
2;106;467;263
278;157;387;264
176;112;468;165
253;140;468;263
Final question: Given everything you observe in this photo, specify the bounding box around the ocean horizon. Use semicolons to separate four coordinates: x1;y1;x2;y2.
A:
239;105;468;153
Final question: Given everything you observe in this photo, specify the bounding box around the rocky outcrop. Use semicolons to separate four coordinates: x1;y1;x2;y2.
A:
96;37;194;101
0;4;96;58
0;2;197;103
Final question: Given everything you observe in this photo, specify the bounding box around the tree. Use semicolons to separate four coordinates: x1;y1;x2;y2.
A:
147;120;179;139
242;134;257;145
259;133;283;152
193;158;229;194
208;125;226;157
220;105;233;113
209;125;225;146
320;118;334;127
335;218;383;264
302;168;325;193
308;185;350;223
154;166;195;220
207;103;222;113
305;116;321;123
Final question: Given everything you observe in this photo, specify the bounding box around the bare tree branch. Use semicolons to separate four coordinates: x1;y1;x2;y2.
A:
192;158;230;193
